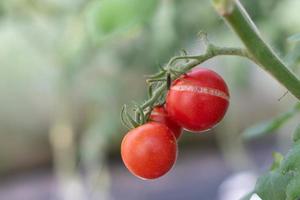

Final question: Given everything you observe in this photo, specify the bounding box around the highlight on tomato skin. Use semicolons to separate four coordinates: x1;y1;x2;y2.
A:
166;67;230;132
149;106;182;139
121;122;177;180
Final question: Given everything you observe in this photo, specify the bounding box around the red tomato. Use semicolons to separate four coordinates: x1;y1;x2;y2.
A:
121;122;177;179
149;106;182;139
166;68;230;132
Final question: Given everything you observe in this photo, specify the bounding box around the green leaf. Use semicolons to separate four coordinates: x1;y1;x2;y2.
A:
255;171;292;200
254;134;300;200
286;173;300;200
242;103;300;140
270;152;284;171
254;151;288;200
242;116;290;140
280;143;300;173
86;0;158;42
288;33;300;43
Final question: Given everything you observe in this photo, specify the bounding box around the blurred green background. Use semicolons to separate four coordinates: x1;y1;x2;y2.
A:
0;0;299;200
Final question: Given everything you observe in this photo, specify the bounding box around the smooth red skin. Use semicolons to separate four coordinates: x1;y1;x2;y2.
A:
149;106;182;139
121;122;177;179
166;68;230;132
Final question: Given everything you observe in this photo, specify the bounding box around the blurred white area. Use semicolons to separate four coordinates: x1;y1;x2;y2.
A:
218;171;258;200
250;194;262;200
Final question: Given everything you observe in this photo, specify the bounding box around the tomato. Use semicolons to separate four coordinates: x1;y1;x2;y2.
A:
166;68;230;132
121;122;177;179
149;106;182;139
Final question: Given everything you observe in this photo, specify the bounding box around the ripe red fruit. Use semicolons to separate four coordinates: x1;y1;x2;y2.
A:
166;68;230;132
149;106;182;139
121;122;177;179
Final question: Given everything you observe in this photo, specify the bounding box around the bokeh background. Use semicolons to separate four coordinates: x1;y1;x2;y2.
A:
0;0;300;200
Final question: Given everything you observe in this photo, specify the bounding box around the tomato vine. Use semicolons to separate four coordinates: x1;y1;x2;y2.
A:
121;43;253;129
121;0;300;198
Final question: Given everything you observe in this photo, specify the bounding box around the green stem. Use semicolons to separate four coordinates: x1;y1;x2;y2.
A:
212;0;300;100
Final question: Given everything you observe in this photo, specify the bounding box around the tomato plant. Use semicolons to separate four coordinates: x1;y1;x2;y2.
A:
166;68;229;132
121;122;177;179
120;1;300;199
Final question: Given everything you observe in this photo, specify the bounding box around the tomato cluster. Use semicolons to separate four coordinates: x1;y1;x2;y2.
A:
121;68;230;179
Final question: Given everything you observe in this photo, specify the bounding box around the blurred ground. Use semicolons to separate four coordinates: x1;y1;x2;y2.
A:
0;137;277;200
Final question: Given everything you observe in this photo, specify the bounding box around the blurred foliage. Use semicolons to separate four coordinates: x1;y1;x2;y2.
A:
253;127;300;200
86;0;158;43
242;103;300;140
